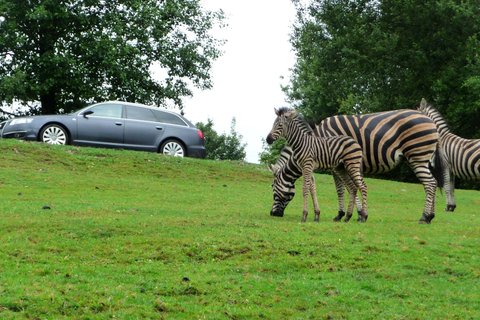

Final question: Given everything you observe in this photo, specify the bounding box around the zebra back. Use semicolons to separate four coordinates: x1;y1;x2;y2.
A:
315;109;439;174
442;134;480;180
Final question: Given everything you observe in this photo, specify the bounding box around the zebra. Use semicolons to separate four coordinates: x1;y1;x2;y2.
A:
266;107;368;223
418;98;480;212
268;146;301;218
269;107;444;224
268;145;363;222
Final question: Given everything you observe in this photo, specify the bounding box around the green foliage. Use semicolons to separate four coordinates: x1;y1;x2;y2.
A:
0;139;479;318
288;0;480;137
195;118;246;161
0;0;224;114
258;137;286;165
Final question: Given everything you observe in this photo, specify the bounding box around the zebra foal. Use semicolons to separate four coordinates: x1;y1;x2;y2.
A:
269;146;362;222
266;107;368;223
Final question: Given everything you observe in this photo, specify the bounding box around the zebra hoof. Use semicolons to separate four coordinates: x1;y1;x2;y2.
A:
333;210;345;222
357;210;368;223
419;213;434;224
445;204;456;212
357;216;368;223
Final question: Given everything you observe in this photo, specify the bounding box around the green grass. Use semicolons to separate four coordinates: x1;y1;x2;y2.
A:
0;139;478;319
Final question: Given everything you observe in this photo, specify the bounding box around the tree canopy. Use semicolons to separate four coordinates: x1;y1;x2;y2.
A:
196;118;246;161
0;0;224;115
287;0;480;138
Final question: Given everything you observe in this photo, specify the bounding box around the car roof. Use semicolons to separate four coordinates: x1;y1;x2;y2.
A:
87;101;195;127
91;100;175;114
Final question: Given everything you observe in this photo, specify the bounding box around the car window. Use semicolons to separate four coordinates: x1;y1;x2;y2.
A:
153;110;187;126
126;106;157;122
88;104;123;118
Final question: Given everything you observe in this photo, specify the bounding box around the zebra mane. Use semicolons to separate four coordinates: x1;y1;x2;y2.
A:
291;112;314;135
275;107;293;116
417;98;450;136
276;107;313;135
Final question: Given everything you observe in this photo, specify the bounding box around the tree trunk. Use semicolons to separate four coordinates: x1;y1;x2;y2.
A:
40;91;56;115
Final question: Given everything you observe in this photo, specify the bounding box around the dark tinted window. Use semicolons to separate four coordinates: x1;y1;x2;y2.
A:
87;104;123;118
126;106;157;122
153;110;187;126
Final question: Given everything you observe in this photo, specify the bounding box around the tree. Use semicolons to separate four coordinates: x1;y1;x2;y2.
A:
287;0;480;138
258;138;286;165
0;0;224;114
196;118;247;161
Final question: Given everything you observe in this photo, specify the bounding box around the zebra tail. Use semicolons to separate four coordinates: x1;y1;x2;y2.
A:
430;147;445;189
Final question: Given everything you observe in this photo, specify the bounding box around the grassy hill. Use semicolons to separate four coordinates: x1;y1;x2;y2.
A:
0;139;478;319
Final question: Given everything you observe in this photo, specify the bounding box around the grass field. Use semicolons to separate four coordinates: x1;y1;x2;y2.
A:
0;139;478;319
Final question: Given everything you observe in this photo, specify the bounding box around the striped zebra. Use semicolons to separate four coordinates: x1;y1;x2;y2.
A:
269;145;362;222
266;107;368;223
268;146;301;217
418;98;480;212
270;108;443;224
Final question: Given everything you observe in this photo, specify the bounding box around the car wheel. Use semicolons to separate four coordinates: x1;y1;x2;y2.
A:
40;124;69;145
160;139;185;157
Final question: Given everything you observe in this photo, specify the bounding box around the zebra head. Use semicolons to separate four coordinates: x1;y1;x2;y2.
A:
266;107;295;145
268;146;301;217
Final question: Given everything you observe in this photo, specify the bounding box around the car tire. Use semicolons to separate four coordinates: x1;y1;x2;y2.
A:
160;139;185;157
40;124;69;145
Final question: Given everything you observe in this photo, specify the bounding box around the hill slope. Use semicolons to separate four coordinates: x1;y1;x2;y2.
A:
0;139;478;319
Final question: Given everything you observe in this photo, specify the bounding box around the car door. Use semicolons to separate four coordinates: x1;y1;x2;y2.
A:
123;105;165;151
75;103;124;146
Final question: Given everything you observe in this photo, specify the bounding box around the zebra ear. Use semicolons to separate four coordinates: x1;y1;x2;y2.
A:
287;109;297;117
420;98;428;108
274;108;280;116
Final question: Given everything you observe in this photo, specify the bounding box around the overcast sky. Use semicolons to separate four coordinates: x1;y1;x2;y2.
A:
182;0;297;163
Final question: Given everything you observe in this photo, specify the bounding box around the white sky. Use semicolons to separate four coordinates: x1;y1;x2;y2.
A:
182;0;297;163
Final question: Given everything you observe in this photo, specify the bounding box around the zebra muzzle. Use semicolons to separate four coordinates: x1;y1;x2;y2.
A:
270;208;285;217
266;134;275;145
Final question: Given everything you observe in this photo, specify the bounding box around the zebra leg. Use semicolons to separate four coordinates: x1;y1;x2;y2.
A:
309;175;321;222
343;162;368;222
411;163;437;224
345;186;356;223
356;179;368;222
302;187;309;223
332;171;346;222
437;146;456;212
445;171;457;212
301;171;313;223
334;169;355;222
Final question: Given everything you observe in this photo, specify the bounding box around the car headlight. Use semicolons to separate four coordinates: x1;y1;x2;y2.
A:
9;118;34;126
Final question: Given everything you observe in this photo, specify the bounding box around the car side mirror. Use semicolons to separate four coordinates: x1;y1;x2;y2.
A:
83;110;94;118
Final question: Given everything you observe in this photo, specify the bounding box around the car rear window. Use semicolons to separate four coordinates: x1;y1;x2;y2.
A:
152;110;187;126
125;106;157;122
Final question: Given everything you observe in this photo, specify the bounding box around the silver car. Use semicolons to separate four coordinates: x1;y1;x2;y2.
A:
0;101;206;158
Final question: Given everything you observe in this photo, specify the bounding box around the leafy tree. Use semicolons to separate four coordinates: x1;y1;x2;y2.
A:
0;0;224;114
258;138;286;165
287;0;480;138
196;118;246;161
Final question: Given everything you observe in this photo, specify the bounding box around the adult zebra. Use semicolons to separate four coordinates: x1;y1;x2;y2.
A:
266;108;368;223
418;98;480;212
269;108;443;224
